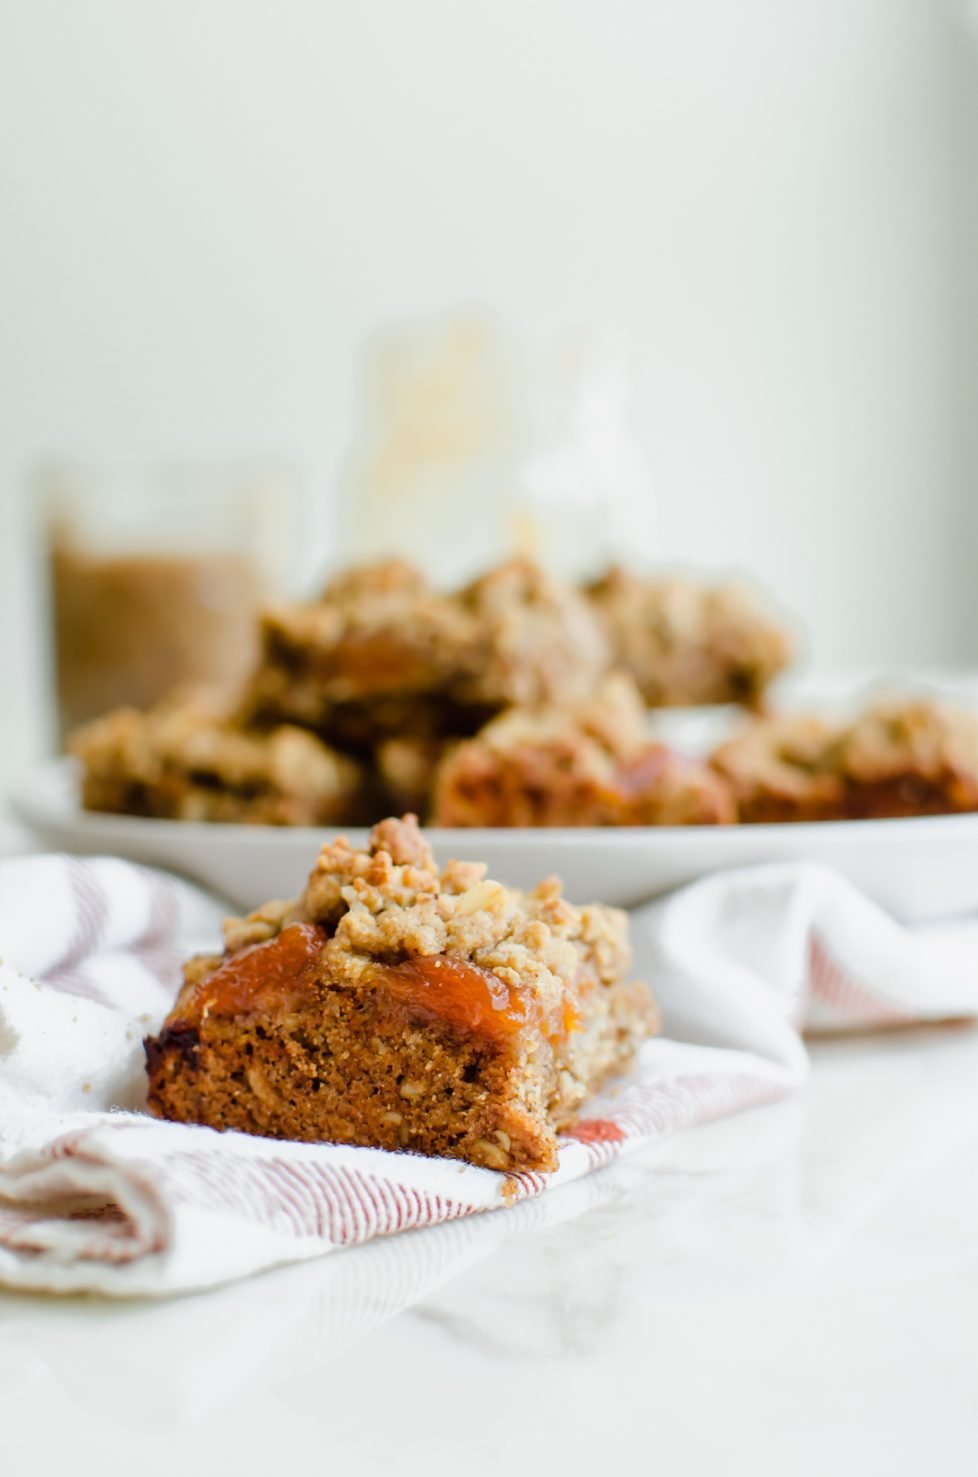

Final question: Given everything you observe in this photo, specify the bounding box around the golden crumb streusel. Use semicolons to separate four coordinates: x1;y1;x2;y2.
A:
585;566;791;709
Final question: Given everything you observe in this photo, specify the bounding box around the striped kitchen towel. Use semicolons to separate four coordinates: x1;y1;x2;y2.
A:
1;853;977;1296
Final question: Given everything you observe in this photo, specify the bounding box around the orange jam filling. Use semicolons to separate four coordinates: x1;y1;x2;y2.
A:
324;635;432;691
190;921;327;1022
562;998;583;1036
179;925;581;1051
377;956;537;1043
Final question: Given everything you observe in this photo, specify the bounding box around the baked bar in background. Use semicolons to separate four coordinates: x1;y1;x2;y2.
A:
712;698;978;823
432;674;735;827
145;816;657;1172
709;712;843;822
241;559;474;748
71;557;799;829
451;559;610;712
72;696;365;826
585;566;791;709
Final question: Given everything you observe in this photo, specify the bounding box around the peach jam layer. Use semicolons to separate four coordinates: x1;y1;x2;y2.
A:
189;922;327;1022
181;923;540;1046
376;955;536;1044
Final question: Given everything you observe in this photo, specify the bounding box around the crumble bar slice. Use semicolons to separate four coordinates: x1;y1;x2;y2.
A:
709;712;843;822
145;816;657;1172
242;560;476;747
585;567;791;709
833;699;978;818
712;699;978;823
452;559;610;712
71;696;365;826
432;674;735;827
242;558;611;750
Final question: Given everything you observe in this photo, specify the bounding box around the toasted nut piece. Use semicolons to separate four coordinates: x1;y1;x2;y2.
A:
494;1129;511;1152
381;1110;403;1126
474;1137;511;1170
246;1064;278;1106
454;880;507;916
399;1079;424;1100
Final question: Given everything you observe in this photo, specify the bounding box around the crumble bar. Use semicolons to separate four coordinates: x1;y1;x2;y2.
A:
145;816;657;1172
585;566;791;709
711;698;978;823
241;559;474;747
451;559;610;710
71;697;365;826
243;558;610;751
432;674;735;827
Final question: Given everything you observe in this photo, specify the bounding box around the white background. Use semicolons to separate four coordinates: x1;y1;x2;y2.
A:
1;0;976;776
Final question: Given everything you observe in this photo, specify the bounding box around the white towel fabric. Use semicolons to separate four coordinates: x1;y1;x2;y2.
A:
1;853;977;1297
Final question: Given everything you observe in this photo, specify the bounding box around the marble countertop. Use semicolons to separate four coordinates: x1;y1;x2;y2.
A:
2;1024;978;1476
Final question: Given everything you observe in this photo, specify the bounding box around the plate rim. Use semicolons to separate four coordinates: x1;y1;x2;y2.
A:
13;755;978;851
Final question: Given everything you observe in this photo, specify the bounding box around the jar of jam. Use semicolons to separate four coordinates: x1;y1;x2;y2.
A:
41;459;297;741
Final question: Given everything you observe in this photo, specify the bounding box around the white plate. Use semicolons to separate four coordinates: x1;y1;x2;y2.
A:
13;755;978;922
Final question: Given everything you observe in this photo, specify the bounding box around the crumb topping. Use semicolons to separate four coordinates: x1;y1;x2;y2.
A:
454;559;610;708
217;815;631;1020
586;566;790;706
834;700;978;782
465;672;647;768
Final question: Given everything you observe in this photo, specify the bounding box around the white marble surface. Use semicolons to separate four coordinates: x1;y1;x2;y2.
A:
2;1025;978;1476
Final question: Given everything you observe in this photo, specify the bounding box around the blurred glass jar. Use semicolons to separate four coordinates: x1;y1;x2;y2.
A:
40;460;296;741
335;313;658;586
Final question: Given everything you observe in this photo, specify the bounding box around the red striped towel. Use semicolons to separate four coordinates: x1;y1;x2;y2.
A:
1;855;976;1296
